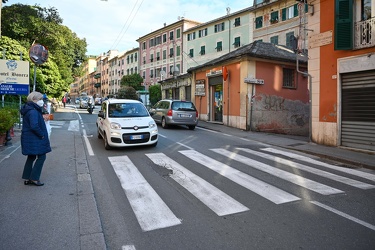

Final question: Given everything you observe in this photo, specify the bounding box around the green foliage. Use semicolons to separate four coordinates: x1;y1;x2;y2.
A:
120;74;144;91
117;86;139;100
149;84;162;106
1;3;87;96
0;107;19;133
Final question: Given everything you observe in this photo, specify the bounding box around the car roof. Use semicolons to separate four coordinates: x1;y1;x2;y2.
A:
104;99;141;104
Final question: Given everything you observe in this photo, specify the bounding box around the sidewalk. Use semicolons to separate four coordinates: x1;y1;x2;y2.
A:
0;109;105;250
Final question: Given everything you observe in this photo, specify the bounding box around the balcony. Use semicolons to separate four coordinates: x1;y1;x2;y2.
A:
354;17;375;49
94;73;101;79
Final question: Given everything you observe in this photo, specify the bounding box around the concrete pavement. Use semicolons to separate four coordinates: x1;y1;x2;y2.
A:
0;107;374;249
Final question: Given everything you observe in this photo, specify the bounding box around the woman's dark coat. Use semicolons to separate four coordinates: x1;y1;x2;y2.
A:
20;102;51;156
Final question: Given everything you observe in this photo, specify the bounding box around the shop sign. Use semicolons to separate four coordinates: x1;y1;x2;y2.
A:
195;79;205;96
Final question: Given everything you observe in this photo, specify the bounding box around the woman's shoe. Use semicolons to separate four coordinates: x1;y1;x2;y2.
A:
29;180;44;186
24;180;31;185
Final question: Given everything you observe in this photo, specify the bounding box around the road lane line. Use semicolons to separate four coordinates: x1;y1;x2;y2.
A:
109;156;181;232
68;120;80;131
212;148;344;195
238;148;374;189
262;148;375;182
179;150;300;204
146;153;249;216
310;201;375;231
82;129;94;156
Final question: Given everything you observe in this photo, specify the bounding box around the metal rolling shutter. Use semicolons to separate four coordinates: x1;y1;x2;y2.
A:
341;70;375;151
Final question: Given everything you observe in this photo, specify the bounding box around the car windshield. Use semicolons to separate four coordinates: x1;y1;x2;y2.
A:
171;101;196;111
108;103;149;118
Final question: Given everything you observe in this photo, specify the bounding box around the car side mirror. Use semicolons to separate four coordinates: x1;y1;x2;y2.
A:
98;110;104;118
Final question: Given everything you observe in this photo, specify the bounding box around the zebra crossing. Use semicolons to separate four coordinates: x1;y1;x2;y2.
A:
110;147;375;232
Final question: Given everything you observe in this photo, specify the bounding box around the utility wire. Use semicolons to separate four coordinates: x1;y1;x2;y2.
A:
111;0;144;51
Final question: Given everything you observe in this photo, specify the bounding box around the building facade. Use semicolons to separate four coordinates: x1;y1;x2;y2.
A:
137;18;201;92
308;0;375;151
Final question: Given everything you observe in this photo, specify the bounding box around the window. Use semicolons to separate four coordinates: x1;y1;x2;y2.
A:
270;11;279;24
142;71;145;79
163;34;167;43
282;5;298;21
156;52;160;61
255;16;263;29
189;49;194;58
134;53;137;61
216;41;222;51
187;32;196;41
142;56;146;64
163;50;166;60
127;56;130;64
270;36;278;45
150;69;154;78
169;48;174;57
334;0;353;50
169;31;174;40
283;68;295;88
234;17;241;27
149;38;154;47
200;46;205;55
286;32;295;49
150;54;154;62
233;37;240;48
214;22;225;32
198;28;208;37
176;46;181;56
142;42;146;50
134;67;137;73
177;28;181;38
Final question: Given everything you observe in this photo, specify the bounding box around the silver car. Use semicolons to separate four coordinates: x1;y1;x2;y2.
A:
149;99;198;130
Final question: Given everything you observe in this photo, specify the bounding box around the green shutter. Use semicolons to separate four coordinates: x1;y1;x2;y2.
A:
282;8;286;21
294;4;298;17
335;0;353;50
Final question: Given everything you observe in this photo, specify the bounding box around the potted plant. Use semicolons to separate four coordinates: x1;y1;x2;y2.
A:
0;107;19;145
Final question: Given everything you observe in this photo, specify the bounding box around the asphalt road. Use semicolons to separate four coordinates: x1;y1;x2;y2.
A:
76;107;375;250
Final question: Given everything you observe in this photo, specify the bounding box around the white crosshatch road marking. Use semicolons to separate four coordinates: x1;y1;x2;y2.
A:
261;148;375;182
179;150;301;204
49;120;65;128
237;148;375;189
108;156;181;232
146;153;249;216
211;148;344;195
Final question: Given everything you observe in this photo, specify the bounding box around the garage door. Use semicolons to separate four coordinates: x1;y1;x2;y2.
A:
341;70;375;151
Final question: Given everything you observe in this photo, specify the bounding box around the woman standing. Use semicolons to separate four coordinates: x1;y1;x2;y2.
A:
20;91;52;186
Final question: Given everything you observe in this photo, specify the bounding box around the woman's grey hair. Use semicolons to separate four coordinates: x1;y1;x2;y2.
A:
27;91;43;102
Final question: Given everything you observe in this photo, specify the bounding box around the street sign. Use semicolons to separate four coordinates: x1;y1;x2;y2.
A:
244;77;264;85
0;59;30;95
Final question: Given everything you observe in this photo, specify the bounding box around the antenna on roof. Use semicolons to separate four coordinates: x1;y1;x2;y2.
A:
226;7;230;15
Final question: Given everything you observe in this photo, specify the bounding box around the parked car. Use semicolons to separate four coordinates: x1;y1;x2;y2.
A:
79;96;94;109
149;99;198;130
96;99;158;149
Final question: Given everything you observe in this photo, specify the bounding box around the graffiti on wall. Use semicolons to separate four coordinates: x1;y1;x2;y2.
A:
263;94;286;111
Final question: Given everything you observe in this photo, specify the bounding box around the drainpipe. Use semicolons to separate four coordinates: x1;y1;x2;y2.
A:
296;55;312;142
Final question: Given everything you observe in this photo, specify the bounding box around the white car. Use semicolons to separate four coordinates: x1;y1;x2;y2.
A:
96;99;158;149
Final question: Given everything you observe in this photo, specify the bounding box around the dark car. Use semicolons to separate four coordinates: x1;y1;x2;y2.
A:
149;99;198;130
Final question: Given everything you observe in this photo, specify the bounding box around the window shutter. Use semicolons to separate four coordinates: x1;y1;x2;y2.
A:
335;0;353;50
294;4;298;17
282;8;286;21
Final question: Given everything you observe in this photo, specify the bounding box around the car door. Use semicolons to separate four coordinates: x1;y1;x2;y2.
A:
149;101;161;123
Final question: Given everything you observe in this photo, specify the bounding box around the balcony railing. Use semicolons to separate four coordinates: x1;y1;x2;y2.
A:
354;17;375;49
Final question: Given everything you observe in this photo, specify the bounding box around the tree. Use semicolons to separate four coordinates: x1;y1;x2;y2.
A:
148;84;162;106
120;74;144;91
117;86;139;100
1;4;87;90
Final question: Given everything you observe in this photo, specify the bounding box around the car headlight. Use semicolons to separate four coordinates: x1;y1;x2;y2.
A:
149;121;157;129
110;122;122;130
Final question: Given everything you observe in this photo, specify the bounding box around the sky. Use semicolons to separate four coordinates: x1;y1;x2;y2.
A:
3;0;254;56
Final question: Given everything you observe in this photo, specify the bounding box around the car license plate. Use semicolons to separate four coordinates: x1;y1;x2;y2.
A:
131;135;143;140
179;114;192;118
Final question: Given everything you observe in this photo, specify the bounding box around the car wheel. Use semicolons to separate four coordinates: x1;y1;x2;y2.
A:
188;125;195;130
97;128;102;139
161;117;168;129
103;132;111;150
